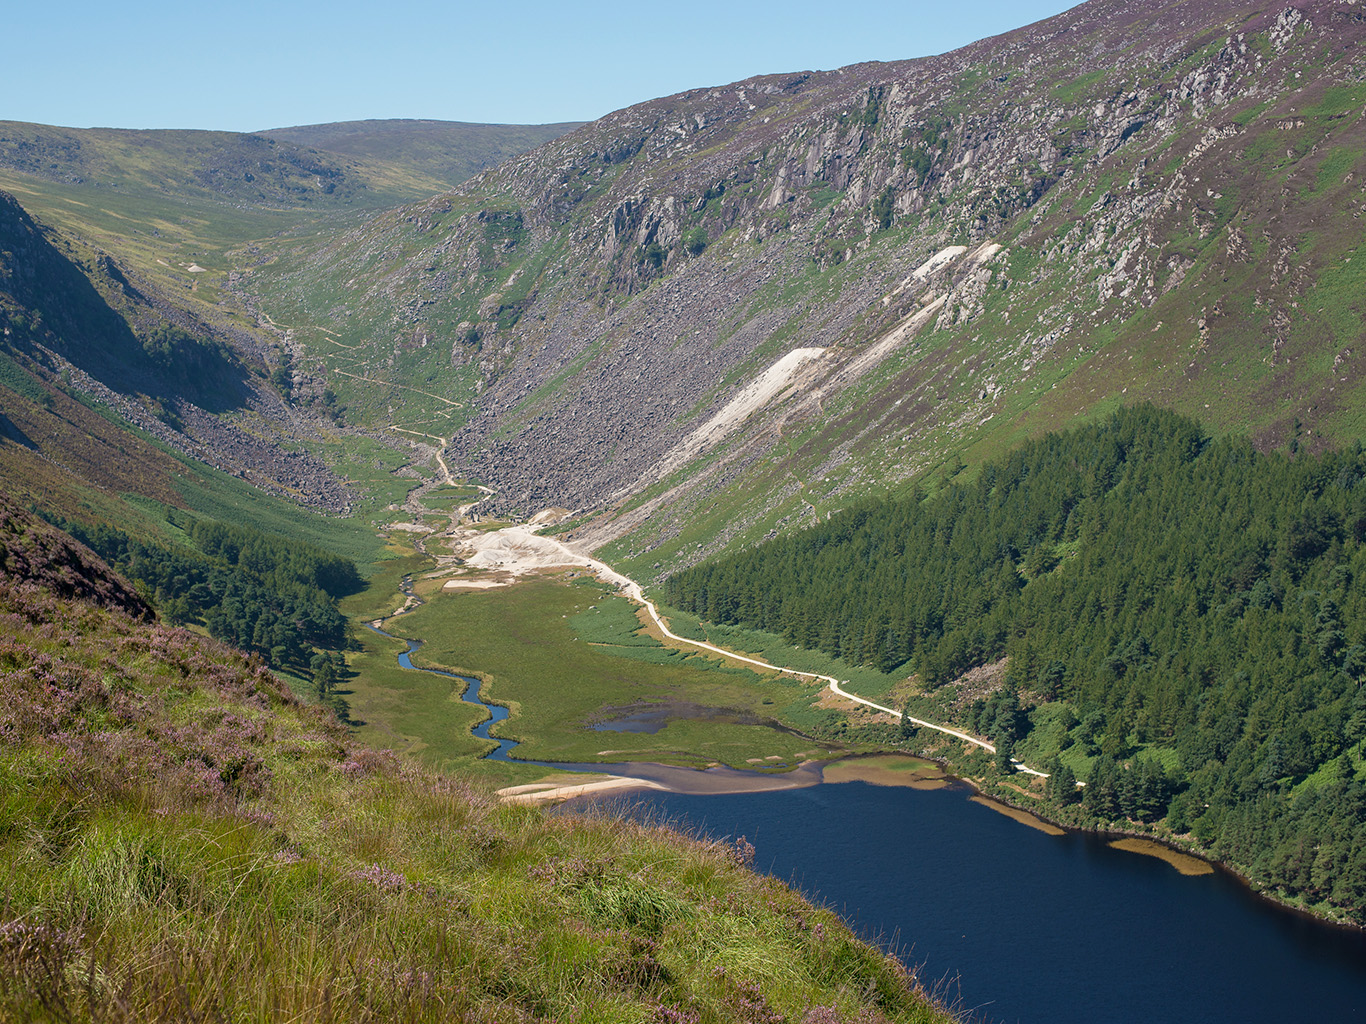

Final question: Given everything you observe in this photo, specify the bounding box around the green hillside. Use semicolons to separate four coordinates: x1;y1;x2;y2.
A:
0;188;247;409
0;117;573;344
261;118;585;190
0;120;443;339
0;498;952;1024
0;119;452;207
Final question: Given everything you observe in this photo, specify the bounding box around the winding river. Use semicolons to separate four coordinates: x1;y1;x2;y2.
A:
367;620;520;761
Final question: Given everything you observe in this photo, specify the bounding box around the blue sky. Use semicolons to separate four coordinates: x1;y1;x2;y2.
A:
11;1;1078;131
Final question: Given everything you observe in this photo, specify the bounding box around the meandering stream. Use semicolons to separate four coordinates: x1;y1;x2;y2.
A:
367;619;518;762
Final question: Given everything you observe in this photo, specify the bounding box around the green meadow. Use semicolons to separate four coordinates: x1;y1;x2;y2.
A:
351;572;839;781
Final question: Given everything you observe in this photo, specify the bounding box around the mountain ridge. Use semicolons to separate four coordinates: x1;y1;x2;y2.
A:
242;0;1366;583
260;118;586;190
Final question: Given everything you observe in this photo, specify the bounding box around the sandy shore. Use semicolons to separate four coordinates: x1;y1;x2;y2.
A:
497;776;666;806
498;760;830;806
1109;837;1214;876
499;754;969;807
970;795;1067;835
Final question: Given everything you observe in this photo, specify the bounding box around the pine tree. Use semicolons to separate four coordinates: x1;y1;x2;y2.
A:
995;733;1016;773
1046;758;1079;804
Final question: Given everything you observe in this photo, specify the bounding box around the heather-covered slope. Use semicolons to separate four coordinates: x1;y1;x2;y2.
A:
0;495;150;620
247;0;1366;580
0;499;952;1023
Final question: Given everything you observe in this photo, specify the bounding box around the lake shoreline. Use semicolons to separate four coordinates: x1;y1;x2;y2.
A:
942;761;1366;933
530;747;1366;933
371;532;1363;933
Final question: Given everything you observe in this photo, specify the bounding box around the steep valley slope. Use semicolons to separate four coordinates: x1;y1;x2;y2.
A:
245;0;1366;582
0;119;581;525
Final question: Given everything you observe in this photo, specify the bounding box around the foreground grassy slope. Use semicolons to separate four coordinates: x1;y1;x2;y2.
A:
0;499;953;1023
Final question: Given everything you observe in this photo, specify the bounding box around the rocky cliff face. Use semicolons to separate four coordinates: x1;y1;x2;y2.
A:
249;0;1366;575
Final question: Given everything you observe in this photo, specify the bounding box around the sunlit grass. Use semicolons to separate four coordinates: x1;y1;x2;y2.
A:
376;575;831;770
0;555;954;1022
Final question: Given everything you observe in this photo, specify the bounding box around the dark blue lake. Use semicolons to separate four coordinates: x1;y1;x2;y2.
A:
377;616;1366;1022
599;780;1366;1024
